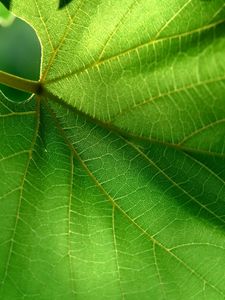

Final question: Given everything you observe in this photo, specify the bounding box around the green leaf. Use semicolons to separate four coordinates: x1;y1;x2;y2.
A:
11;0;225;154
0;1;225;299
0;0;73;12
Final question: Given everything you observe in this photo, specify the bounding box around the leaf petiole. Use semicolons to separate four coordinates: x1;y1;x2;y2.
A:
0;71;42;95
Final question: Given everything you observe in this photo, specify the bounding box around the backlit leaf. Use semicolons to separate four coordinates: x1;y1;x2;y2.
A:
0;1;225;299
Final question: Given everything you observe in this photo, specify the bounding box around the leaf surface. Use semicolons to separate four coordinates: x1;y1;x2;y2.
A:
12;0;225;153
0;1;225;299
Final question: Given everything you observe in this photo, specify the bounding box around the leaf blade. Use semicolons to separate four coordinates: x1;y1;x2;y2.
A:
1;1;225;299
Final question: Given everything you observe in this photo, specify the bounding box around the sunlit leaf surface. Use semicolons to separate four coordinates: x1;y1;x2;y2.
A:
0;1;225;299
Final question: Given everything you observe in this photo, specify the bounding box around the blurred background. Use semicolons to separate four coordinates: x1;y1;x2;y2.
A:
0;4;41;102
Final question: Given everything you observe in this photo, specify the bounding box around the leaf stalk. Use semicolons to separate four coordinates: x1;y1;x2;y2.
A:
0;71;42;95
